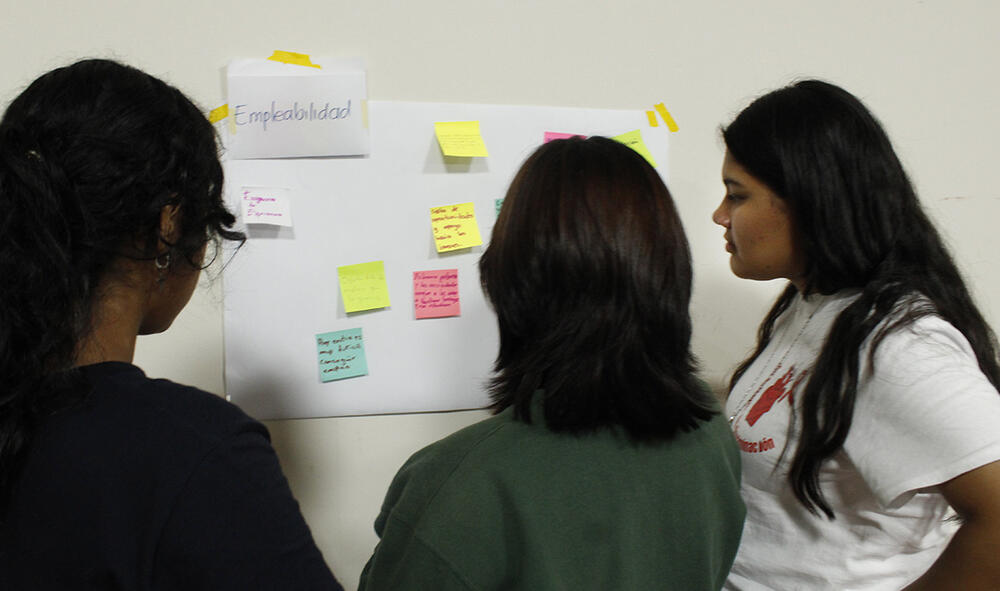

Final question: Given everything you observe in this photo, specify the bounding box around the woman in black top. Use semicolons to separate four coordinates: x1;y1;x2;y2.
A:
0;59;342;590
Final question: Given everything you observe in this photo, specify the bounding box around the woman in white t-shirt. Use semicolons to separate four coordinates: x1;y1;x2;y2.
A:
712;79;1000;590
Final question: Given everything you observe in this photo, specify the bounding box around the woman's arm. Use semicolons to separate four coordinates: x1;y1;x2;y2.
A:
153;428;343;591
904;460;1000;590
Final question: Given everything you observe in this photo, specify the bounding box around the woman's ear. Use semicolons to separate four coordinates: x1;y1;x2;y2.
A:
158;203;182;247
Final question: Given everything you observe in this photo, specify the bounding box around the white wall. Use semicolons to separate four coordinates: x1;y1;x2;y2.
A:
3;1;997;587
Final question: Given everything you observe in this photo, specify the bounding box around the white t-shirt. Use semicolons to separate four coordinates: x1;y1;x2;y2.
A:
724;290;1000;591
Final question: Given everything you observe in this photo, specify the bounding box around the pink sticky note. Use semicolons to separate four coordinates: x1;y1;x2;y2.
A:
413;269;460;319
544;131;587;143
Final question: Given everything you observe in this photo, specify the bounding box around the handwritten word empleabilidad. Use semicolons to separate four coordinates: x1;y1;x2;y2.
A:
234;100;353;131
226;56;368;158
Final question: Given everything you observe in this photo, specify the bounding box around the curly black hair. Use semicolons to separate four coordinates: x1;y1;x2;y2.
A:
0;59;244;513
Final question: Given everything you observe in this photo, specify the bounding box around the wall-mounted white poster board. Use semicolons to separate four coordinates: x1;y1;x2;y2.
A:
222;100;669;419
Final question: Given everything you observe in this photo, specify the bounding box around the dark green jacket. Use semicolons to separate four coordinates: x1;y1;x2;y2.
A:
359;400;744;591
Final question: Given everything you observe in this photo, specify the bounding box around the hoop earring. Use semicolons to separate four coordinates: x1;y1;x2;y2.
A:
155;252;171;283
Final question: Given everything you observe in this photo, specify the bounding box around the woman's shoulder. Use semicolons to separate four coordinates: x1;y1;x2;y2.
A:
395;412;514;484
853;296;997;412
71;361;264;447
866;299;977;367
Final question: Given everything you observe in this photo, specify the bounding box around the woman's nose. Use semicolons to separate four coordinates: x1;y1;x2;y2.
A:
712;200;729;227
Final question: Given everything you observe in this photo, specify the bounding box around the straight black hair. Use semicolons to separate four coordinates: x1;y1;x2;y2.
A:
0;59;244;513
723;80;1000;517
479;136;717;442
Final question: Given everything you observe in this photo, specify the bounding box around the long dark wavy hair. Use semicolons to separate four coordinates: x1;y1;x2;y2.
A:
0;59;244;513
479;136;717;442
724;80;1000;517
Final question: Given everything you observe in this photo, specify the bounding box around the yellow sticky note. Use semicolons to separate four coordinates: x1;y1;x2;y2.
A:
209;104;229;124
612;129;657;167
646;110;659;127
267;50;322;69
430;203;483;252
434;121;489;157
654;102;679;132
337;261;391;313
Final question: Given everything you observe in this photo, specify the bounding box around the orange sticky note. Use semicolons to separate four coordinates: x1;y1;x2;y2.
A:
654;102;679;132
266;50;322;69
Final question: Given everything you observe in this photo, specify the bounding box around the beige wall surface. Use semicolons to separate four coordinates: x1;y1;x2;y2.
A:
3;1;997;587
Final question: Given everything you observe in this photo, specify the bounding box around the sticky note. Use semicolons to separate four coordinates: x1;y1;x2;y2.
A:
646;110;659;127
495;198;504;217
413;269;460;319
612;129;657;167
316;328;368;382
543;131;586;143
209;104;229;124
337;261;391;313
434;121;489;157
267;50;322;69
430;202;483;252
654;102;679;132
240;186;293;227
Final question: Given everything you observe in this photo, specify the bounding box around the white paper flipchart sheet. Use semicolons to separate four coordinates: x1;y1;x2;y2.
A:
222;100;669;419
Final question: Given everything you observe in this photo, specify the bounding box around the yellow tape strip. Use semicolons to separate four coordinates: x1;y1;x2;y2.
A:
646;110;659;127
208;104;229;124
267;50;322;69
654;102;679;132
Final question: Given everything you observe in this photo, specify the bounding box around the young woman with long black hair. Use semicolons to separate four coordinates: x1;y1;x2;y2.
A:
0;59;342;590
714;80;1000;590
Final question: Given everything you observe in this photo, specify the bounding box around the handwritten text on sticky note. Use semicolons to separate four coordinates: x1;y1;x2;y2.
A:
434;121;489;157
337;261;391;313
430;203;483;252
316;328;368;382
612;129;657;167
413;269;460;319
241;186;293;226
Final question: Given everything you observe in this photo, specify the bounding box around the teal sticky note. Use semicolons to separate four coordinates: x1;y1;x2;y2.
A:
495;198;503;217
316;328;368;382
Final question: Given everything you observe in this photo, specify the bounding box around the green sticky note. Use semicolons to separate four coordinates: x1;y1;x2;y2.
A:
337;261;391;313
316;328;368;382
